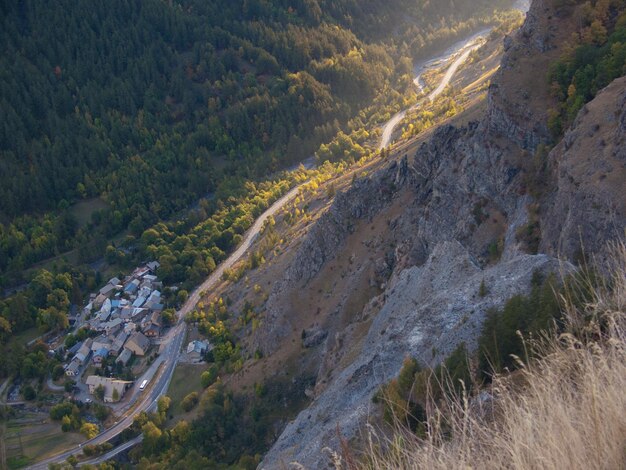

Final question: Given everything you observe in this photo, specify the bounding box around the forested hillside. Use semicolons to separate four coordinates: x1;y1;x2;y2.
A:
0;0;510;282
0;0;515;378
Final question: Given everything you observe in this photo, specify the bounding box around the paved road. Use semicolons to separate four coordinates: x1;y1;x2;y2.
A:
379;32;488;150
181;184;303;319
46;377;65;392
27;186;303;469
79;436;144;467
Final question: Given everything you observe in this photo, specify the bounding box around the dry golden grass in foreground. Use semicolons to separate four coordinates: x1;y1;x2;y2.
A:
331;243;626;470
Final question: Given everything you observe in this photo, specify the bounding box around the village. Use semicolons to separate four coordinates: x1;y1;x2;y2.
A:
60;261;210;405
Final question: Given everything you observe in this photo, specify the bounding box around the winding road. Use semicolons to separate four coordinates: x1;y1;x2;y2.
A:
379;0;530;150
379;31;488;150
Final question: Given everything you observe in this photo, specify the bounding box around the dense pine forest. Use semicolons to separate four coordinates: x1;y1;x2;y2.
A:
0;0;510;280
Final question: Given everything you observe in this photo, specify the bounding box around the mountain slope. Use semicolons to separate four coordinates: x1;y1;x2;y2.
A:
254;0;626;467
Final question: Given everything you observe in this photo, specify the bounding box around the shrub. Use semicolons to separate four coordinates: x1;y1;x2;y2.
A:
80;422;99;439
201;365;218;388
52;364;65;380
22;384;36;400
93;404;109;422
94;384;105;401
478;279;488;297
181;392;199;412
50;401;77;420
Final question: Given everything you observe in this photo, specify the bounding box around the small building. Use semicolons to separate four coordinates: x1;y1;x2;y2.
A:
187;340;211;355
133;266;150;279
65;359;80;377
132;307;147;320
74;339;93;364
120;306;134;321
124;279;140;295
132;296;146;308
144;290;162;310
186;340;211;362
85;376;132;402
93;348;109;366
74;350;89;364
90;336;111;353
110;331;129;356
67;341;82;357
124;322;137;335
142;311;162;338
143;324;160;338
99;283;117;298
101;318;123;336
125;332;150;356
138;286;152;298
116;348;132;367
146;261;160;273
93;293;108;310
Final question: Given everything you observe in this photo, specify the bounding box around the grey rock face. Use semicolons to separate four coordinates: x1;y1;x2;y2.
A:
301;326;328;349
260;243;565;469
256;158;412;356
486;85;545;151
259;116;544;467
286;158;410;286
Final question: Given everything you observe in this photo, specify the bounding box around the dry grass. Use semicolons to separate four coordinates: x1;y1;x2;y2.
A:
333;243;626;470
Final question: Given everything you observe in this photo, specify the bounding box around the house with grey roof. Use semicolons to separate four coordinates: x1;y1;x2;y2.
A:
74;338;93;364
65;359;81;377
116;348;132;367
111;331;129;356
125;332;150;356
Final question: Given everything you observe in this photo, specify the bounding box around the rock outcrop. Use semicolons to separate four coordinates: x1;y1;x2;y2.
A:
540;76;626;260
485;0;569;151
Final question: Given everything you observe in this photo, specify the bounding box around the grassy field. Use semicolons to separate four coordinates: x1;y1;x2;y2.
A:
166;363;205;423
69;198;108;228
6;327;40;349
4;411;84;469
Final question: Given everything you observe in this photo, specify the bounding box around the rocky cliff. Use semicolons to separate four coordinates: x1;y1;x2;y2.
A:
257;1;626;467
540;76;626;260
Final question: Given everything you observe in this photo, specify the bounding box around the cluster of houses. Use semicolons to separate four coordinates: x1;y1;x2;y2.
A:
63;262;167;401
89;261;164;339
64;330;152;378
